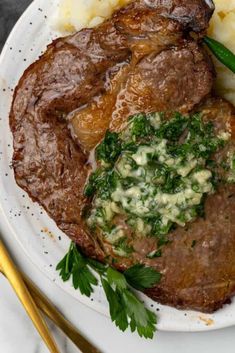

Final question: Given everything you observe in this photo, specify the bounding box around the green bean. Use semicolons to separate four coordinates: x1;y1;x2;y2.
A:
204;36;235;73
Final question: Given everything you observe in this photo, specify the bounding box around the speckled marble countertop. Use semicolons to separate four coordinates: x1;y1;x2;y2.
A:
1;1;235;353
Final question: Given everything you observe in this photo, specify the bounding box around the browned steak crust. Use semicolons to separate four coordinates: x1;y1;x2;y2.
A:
10;0;235;312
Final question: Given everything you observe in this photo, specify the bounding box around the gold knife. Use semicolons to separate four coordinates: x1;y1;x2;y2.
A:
0;239;60;353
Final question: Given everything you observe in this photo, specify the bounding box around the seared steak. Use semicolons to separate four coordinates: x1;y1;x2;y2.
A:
10;0;235;312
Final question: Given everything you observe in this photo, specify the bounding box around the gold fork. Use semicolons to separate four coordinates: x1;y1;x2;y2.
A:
0;239;101;353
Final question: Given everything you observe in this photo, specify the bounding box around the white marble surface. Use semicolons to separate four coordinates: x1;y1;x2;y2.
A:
1;213;235;353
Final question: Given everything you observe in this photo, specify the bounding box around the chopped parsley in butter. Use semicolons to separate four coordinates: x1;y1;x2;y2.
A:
84;112;231;256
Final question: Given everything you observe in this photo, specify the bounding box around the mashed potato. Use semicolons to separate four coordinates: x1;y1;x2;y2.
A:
54;0;235;106
208;0;235;105
54;0;131;32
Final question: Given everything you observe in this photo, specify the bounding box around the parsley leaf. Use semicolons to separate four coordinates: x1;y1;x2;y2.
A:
56;243;98;296
87;258;107;275
101;278;129;331
104;267;157;339
124;264;162;291
107;267;127;289
57;243;161;339
122;290;157;339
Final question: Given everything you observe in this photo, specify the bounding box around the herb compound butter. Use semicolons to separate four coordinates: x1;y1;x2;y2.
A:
84;112;230;257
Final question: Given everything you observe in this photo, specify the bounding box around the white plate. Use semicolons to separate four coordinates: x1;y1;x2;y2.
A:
0;0;235;332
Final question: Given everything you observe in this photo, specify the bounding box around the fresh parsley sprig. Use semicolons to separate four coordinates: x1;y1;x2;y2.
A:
56;242;161;339
56;243;98;296
103;267;157;338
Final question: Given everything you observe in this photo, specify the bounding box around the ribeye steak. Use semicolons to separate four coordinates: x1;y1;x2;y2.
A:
10;0;235;312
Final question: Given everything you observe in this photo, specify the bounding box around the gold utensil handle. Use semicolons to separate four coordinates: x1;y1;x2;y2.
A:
0;240;60;353
21;273;102;353
0;243;101;353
